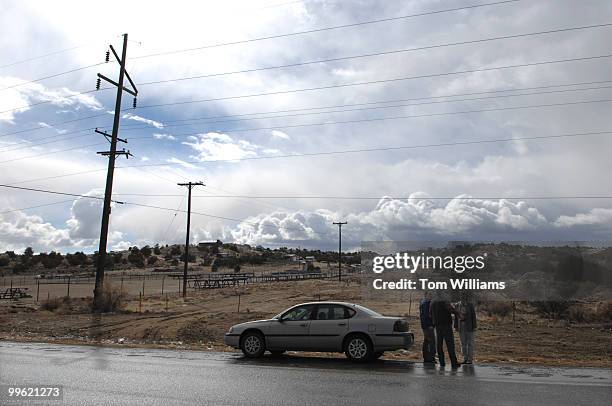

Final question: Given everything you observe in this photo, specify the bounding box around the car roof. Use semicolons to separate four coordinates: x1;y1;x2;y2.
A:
292;301;358;307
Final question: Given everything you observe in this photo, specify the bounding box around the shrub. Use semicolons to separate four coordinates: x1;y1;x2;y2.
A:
41;297;64;312
141;246;152;257
567;305;586;323
482;302;513;318
127;249;145;267
0;257;10;267
66;251;87;266
147;256;158;266
12;262;27;274
532;301;570;319
40;251;64;269
93;283;126;313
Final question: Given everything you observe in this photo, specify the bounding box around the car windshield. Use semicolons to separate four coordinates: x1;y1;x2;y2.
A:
353;304;382;317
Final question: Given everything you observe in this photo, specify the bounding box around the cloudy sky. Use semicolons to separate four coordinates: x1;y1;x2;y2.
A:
1;0;612;253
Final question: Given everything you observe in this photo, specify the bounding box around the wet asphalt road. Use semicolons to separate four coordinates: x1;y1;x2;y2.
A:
0;341;610;405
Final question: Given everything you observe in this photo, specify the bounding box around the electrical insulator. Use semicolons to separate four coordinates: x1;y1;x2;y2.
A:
96;78;101;90
133;97;137;109
105;51;110;62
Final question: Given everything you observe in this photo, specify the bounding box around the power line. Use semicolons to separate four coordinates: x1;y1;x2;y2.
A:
0;199;75;215
115;194;612;201
7;82;612;153
9;168;107;185
123;79;612;128
0;184;122;203
0;89;108;116
2;53;610;139
124;98;612;141
6;21;608;116
0;45;86;70
0;114;107;138
135;53;612;109
0;184;332;235
121;84;612;133
4;128;610;176
136;23;612;87
0;1;520;93
0;141;107;165
120;129;612;168
162;193;187;238
0;62;105;92
132;0;521;60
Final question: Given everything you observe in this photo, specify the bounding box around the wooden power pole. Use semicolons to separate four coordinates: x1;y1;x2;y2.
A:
93;33;138;311
333;221;347;282
177;182;204;298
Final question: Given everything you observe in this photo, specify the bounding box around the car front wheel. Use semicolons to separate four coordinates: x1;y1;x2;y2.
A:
345;335;373;362
241;332;265;358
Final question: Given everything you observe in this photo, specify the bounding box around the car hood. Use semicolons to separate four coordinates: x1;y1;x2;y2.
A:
232;319;274;329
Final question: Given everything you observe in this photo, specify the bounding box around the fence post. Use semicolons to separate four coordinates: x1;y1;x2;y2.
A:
161;276;165;295
67;276;71;298
142;279;145;296
408;292;412;316
139;292;142;313
36;279;40;302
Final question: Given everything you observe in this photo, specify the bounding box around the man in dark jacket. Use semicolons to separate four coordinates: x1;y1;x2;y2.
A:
430;298;462;368
419;292;436;363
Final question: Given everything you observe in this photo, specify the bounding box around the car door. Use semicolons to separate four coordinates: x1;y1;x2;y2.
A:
308;304;351;351
267;304;314;351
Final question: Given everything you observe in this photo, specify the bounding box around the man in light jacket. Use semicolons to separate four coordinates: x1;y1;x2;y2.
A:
454;294;477;364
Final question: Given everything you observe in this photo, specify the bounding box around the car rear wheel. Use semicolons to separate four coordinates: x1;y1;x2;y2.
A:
241;332;265;358
345;335;373;362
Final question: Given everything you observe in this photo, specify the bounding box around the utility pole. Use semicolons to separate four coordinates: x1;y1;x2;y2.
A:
93;33;138;311
333;221;347;282
177;181;205;298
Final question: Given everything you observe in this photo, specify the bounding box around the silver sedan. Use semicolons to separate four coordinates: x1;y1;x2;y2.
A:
224;301;414;361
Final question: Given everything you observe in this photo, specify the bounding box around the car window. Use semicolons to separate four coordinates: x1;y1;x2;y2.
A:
281;305;314;321
315;304;353;320
353;304;382;317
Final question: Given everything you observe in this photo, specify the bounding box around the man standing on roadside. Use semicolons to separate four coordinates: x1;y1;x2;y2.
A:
419;291;436;364
430;298;462;369
455;293;477;364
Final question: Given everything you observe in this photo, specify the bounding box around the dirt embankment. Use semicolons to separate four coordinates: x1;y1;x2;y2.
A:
1;280;610;367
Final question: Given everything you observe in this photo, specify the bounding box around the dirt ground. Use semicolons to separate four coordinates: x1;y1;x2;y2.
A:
1;279;610;368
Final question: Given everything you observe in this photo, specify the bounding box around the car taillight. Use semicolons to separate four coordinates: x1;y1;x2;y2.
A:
393;319;409;332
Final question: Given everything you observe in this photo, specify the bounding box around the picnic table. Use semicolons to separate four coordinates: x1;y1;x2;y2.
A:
0;287;31;300
189;278;242;289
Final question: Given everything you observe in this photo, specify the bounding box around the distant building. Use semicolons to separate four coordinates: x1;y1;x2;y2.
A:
198;240;222;248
